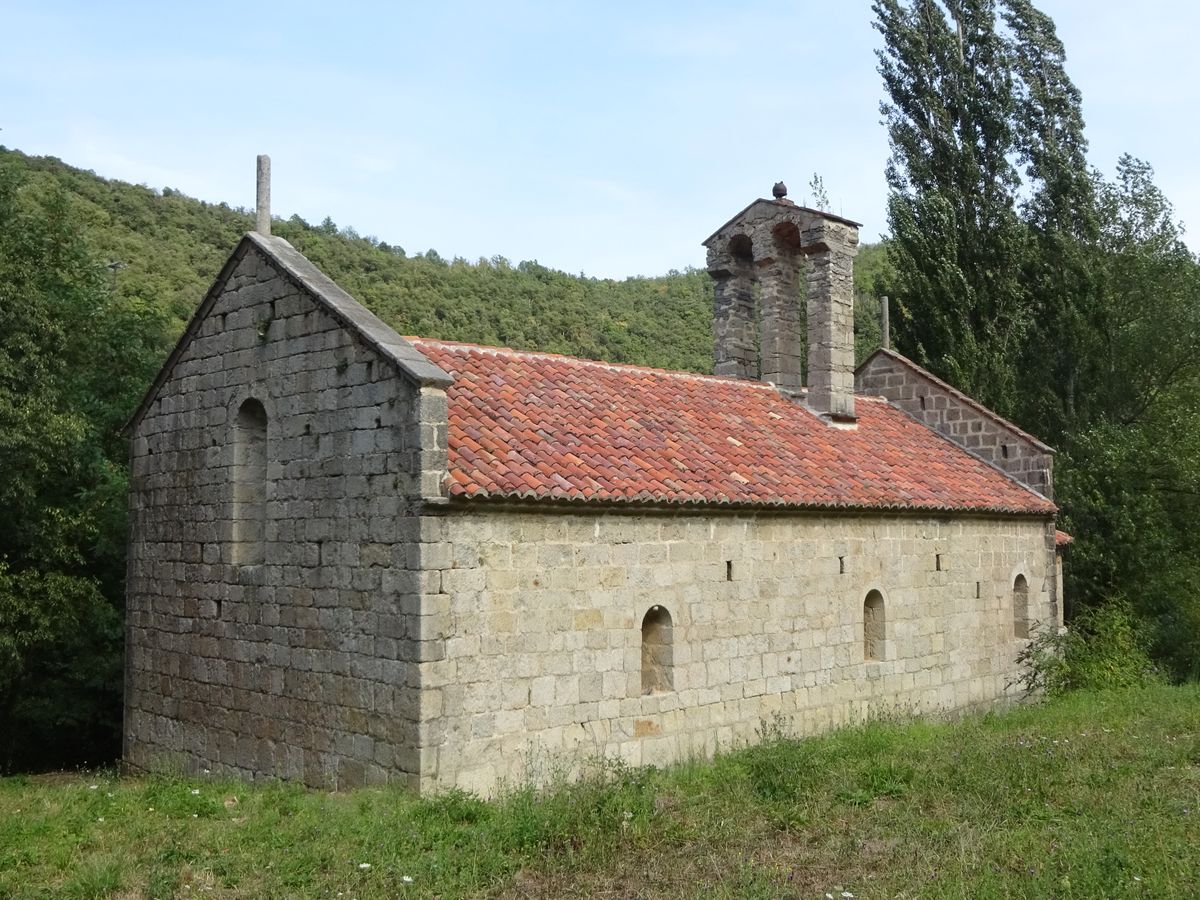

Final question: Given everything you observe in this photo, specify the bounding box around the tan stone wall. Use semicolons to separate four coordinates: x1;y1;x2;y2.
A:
420;508;1056;795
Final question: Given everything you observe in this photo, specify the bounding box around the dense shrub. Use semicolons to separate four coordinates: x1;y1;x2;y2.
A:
1016;598;1160;696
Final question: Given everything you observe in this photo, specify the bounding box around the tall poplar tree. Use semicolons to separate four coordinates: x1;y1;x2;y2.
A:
1002;0;1100;439
873;0;1200;679
872;0;1029;414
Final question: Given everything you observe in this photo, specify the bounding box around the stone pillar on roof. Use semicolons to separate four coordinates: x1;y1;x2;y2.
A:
802;217;858;421
703;185;860;422
758;247;804;393
711;243;757;380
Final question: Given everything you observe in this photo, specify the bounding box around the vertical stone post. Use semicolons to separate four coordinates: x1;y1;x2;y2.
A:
881;295;890;350
255;155;271;236
711;267;757;380
804;221;859;420
758;254;804;392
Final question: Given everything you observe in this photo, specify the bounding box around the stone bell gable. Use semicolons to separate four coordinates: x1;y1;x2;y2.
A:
703;194;860;420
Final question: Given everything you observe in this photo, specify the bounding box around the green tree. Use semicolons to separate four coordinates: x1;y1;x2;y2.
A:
873;0;1029;414
873;1;1200;681
0;160;167;770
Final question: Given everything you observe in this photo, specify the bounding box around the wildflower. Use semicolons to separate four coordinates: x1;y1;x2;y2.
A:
358;863;371;870
89;784;98;790
97;817;105;822
402;876;414;884
843;893;856;898
191;788;201;795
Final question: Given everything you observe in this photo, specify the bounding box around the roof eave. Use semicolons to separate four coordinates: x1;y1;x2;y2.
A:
441;488;1056;518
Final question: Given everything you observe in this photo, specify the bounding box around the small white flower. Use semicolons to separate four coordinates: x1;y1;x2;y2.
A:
89;784;98;790
842;893;855;898
826;894;834;899
1134;876;1142;882
191;788;201;795
358;863;371;870
97;817;105;822
402;876;414;884
192;813;198;818
148;807;155;812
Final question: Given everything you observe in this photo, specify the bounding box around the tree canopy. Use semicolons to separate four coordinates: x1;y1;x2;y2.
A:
873;0;1200;679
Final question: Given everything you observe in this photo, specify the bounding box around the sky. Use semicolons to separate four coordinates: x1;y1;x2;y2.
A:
3;1;1198;278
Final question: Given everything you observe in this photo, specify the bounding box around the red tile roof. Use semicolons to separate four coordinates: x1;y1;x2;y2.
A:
1055;529;1074;548
408;339;1057;516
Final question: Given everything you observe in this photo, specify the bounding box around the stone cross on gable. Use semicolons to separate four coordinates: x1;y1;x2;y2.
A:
256;154;271;236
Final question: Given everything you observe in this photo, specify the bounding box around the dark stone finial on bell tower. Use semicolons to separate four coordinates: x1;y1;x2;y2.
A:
772;181;788;200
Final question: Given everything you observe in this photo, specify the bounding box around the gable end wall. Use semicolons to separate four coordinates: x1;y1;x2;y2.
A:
124;244;445;789
856;354;1053;499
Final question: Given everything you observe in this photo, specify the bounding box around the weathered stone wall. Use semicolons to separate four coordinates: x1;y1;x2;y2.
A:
857;351;1054;499
125;241;440;789
417;506;1056;795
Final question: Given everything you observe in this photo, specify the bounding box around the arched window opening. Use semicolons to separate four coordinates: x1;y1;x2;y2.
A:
864;590;885;661
233;398;267;565
1013;574;1030;639
641;606;674;694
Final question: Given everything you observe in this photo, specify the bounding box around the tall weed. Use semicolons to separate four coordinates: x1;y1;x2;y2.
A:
1017;597;1160;696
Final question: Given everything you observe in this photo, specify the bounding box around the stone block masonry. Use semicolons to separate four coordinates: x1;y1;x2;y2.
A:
124;220;1062;798
416;507;1056;795
857;349;1055;499
124;237;448;790
703;196;860;419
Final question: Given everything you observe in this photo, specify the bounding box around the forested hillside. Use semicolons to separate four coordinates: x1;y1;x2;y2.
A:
0;146;890;771
4;149;890;373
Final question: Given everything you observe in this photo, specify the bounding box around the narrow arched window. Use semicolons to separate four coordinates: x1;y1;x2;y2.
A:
232;398;267;565
864;590;885;661
641;606;674;694
1013;574;1029;639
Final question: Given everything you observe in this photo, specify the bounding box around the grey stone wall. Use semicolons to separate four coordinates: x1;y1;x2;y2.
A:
124;240;443;789
856;350;1054;499
416;506;1056;796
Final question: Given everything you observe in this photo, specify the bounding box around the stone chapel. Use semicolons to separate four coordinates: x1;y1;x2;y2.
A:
123;185;1068;795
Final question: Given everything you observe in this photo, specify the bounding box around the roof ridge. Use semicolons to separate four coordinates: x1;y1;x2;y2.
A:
407;336;779;389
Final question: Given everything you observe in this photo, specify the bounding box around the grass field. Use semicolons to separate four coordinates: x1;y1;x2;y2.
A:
2;685;1198;898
